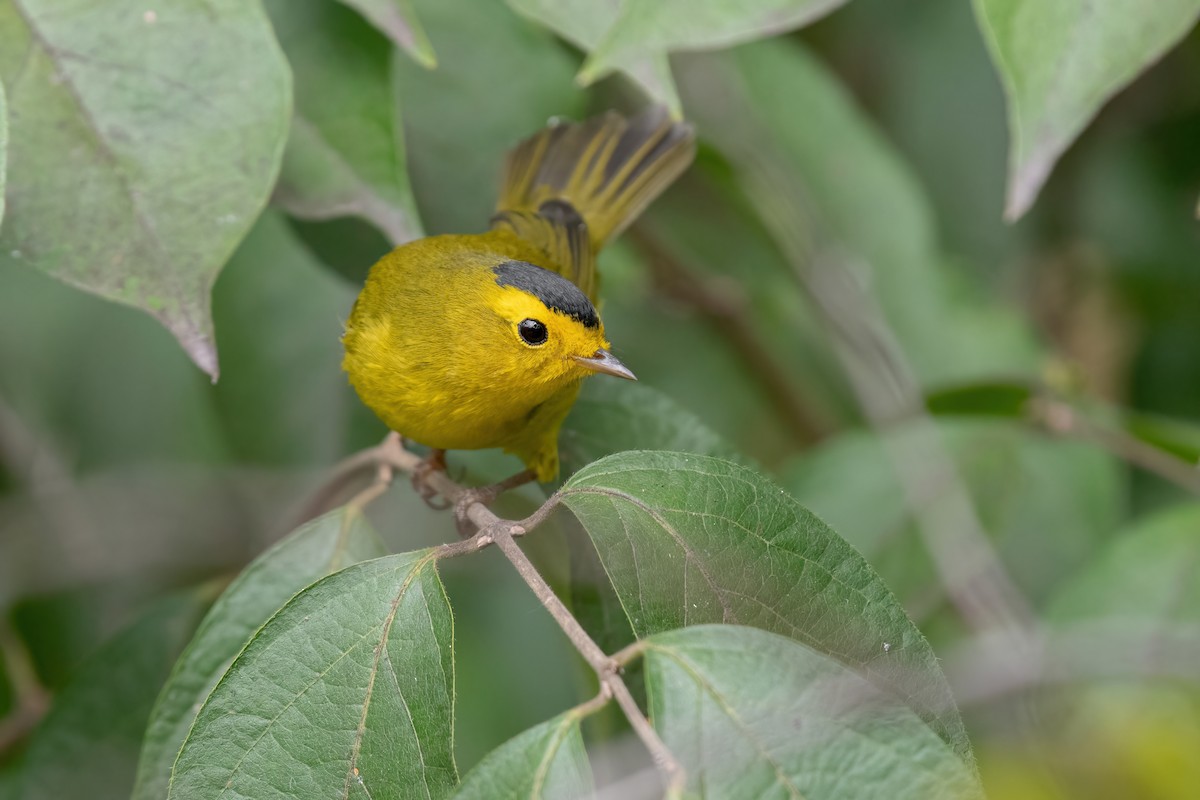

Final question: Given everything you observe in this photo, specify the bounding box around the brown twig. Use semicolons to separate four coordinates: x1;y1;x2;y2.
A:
1031;398;1200;494
630;227;830;447
489;524;686;796
302;435;688;794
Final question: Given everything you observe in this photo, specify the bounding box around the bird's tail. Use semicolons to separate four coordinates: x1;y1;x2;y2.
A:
496;107;696;249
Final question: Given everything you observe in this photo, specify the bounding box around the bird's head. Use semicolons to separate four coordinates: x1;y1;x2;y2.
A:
487;259;635;388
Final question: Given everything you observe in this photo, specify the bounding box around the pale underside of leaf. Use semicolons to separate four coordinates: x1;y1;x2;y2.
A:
337;0;437;68
505;0;680;115
275;113;420;245
265;0;423;246
973;0;1200;220
0;0;292;378
579;0;850;89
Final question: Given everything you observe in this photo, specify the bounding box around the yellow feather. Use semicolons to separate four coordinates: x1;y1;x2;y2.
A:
342;109;694;482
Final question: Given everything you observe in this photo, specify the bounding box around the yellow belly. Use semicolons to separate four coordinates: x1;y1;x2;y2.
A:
341;232;584;481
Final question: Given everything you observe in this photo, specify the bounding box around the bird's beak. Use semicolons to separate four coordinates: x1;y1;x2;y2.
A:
573;348;637;381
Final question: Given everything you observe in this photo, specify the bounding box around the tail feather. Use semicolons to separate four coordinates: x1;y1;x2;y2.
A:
496;107;696;248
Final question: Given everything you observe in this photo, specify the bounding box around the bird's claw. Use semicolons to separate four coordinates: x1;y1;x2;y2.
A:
411;449;451;510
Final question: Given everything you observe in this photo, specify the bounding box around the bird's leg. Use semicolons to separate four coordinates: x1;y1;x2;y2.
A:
453;468;537;537
411;447;452;510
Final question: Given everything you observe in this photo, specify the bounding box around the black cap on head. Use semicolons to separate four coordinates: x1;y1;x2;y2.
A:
493;260;599;329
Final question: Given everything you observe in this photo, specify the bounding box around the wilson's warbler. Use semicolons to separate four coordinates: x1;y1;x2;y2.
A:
342;107;696;484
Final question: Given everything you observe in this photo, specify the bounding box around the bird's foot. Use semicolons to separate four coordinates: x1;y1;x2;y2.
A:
453;468;537;538
411;448;451;510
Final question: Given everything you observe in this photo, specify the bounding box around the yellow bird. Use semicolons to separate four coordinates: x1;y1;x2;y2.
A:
342;108;696;486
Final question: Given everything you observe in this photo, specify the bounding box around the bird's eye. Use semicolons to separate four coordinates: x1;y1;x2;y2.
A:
518;318;548;346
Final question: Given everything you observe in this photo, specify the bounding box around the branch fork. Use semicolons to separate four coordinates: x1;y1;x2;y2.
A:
307;434;687;795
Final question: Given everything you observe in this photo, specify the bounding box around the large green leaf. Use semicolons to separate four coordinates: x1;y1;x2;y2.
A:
393;0;585;234
268;0;423;245
578;0;849;87
0;0;291;379
642;626;984;799
336;0;436;68
451;710;594;800
506;0;679;114
132;506;388;800
559;451;972;762
559;380;744;479
169;551;456;799
11;591;209;800
973;0;1200;220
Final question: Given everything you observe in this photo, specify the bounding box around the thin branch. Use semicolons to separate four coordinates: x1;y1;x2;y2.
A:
303;435;688;794
490;525;686;796
1031;398;1200;494
290;439;398;525
630;227;830;447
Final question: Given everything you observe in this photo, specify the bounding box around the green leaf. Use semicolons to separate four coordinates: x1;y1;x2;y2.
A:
973;0;1200;220
1050;503;1200;625
505;0;679;114
168;550;456;800
336;0;437;68
0;0;291;379
132;506;388;800
267;0;423;245
12;591;209;800
394;0;586;234
578;0;849;89
559;451;972;762
451;710;594;800
925;380;1035;419
560;379;745;479
642;625;984;799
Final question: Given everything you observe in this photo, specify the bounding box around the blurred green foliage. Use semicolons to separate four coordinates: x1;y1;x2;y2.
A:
1;0;1199;797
